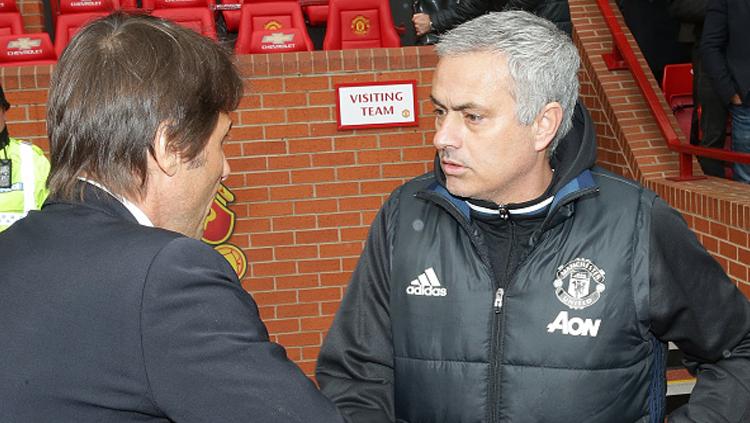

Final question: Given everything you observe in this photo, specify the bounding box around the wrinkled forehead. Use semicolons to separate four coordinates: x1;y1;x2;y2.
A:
431;51;516;107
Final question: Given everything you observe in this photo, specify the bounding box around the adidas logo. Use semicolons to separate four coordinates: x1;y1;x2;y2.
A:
406;267;447;297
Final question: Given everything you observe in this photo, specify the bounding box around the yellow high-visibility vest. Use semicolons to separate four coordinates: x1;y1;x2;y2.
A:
0;138;50;232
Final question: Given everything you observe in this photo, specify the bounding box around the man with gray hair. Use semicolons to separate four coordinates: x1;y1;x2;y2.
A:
317;11;750;423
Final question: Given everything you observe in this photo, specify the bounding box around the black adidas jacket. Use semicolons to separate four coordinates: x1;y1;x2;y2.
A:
316;105;750;422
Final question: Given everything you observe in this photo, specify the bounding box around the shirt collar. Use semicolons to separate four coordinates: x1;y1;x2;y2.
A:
78;177;154;227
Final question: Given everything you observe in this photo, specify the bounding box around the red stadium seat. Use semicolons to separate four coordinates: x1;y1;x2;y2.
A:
0;33;57;66
142;0;214;10
234;2;312;52
0;0;18;12
54;12;107;57
0;12;23;35
151;7;217;39
323;0;400;50
58;0;119;14
302;3;327;26
221;0;296;33
236;27;309;54
661;63;694;140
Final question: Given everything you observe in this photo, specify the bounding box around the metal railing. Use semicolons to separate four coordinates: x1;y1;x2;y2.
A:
595;0;750;181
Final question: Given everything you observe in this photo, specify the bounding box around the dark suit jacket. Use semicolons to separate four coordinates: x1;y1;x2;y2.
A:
0;184;343;423
701;0;750;104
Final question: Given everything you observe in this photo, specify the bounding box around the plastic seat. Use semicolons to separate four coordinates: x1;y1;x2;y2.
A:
302;3;328;26
323;0;400;50
661;63;694;140
0;13;23;35
151;7;217;39
142;0;214;10
0;33;57;66
221;0;296;33
54;12;107;57
236;27;309;54
234;1;313;52
58;0;119;14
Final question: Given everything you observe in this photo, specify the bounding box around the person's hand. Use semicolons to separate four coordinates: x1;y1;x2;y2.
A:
730;93;742;105
412;13;432;36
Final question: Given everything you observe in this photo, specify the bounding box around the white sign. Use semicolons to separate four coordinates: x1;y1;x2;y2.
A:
336;81;418;130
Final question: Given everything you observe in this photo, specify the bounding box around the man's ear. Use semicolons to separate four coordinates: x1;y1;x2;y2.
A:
151;123;180;177
531;102;563;152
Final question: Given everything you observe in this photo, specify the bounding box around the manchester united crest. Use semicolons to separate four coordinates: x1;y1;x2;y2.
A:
553;258;606;310
351;16;370;36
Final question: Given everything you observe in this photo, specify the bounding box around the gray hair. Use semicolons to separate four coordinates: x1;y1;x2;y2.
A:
436;11;580;151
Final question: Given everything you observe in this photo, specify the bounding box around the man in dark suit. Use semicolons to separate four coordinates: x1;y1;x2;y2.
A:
701;0;750;183
0;12;343;423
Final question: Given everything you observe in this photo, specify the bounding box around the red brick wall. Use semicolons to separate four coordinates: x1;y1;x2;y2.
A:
1;26;747;376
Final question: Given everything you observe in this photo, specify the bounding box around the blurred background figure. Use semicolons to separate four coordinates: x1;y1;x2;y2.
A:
411;0;572;43
0;84;49;232
701;0;750;183
669;0;728;177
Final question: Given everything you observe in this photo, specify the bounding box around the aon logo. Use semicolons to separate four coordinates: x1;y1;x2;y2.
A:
546;311;602;337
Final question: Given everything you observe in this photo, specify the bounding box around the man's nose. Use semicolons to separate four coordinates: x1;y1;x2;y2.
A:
433;113;463;150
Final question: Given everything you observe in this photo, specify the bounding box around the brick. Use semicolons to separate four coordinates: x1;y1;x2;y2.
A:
277;303;320;318
245;247;274;262
285;75;330;92
254;291;298;306
265;318;301;334
312;152;356;167
266;123;310;140
272;215;317;231
277;332;321;347
277;274;320;289
252;260;296;276
320;242;364;258
318;212;361;228
296;229;340;244
294;198;339;214
299;288;342;303
289;138;333;154
320;272;352;286
298;259;341;273
292;168;335;184
263;92;308;108
315;182;359;197
248;202;293;217
357;149;402;164
250;231;294;247
242;277;274;292
301;316;335;331
275;245;319;260
270;184;314;200
339;196;384;211
336;165;381;181
302;346;322;360
267;154;312;170
341;227;370;241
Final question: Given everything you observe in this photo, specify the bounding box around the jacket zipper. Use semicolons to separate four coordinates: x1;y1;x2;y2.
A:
489;209;513;423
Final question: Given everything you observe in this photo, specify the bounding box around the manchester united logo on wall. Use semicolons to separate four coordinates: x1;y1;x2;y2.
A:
351;16;370;36
202;184;248;279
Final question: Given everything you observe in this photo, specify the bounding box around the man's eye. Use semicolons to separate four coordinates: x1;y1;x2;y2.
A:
433;108;446;117
466;113;483;122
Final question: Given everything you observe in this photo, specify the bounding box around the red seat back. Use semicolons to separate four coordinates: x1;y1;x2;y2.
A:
151;7;217;39
221;0;295;33
0;0;18;13
661;63;693;107
0;12;23;35
58;0;119;14
323;0;400;50
0;33;57;66
142;0;214;10
234;2;313;52
236;27;308;54
54;12;107;57
302;3;327;26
